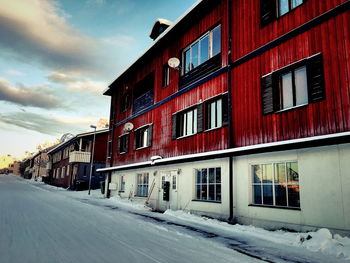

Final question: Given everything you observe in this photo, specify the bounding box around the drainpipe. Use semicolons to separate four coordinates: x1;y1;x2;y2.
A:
226;0;234;222
106;100;115;198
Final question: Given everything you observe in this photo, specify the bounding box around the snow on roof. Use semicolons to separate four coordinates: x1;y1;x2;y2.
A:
149;18;173;40
104;0;204;95
97;131;350;172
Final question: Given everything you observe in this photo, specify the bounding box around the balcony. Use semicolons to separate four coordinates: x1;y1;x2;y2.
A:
69;151;91;163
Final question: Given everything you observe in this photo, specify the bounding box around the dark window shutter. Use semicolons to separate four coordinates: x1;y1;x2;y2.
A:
307;54;325;103
117;137;121;154
261;0;277;27
125;134;129;153
172;114;177;139
222;93;229;126
261;73;279;114
147;125;153;147
197;103;204;133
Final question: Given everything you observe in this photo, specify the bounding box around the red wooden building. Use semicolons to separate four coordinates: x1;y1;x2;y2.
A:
99;0;350;235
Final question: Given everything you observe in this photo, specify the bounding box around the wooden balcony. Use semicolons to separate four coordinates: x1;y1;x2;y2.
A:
69;151;91;163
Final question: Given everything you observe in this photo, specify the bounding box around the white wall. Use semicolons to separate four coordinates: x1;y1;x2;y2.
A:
234;143;350;235
110;158;230;219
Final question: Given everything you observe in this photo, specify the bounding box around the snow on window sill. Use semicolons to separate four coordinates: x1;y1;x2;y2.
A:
176;133;197;140
204;126;222;133
248;204;301;211
276;103;308;114
135;146;150;151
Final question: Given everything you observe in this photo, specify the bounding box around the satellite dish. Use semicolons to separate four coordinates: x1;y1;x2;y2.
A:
168;57;180;69
123;122;134;132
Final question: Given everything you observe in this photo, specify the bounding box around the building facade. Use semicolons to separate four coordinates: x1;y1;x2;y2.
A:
99;0;350;235
48;130;108;189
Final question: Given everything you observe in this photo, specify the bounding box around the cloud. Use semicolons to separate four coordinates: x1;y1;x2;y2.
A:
0;77;63;109
4;70;24;76
0;112;97;136
102;34;135;49
0;0;107;76
47;72;107;94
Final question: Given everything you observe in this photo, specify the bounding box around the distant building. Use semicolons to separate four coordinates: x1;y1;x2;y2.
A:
47;130;108;189
98;0;350;235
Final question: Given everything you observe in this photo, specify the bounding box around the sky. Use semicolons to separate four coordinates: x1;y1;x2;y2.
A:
0;0;196;158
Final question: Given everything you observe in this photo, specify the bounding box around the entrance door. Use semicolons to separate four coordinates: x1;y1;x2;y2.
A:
158;170;178;211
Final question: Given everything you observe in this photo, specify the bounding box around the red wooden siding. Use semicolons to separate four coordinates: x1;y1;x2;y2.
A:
112;74;229;166
231;6;350;147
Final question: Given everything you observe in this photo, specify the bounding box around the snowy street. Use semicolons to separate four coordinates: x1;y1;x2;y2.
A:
0;175;348;263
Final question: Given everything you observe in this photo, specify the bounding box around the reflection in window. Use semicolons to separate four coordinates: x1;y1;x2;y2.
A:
195;167;221;201
279;0;304;17
252;162;300;207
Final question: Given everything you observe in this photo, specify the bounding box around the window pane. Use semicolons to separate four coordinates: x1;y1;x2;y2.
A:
275;163;286;184
253;185;262;204
253;165;262;183
281;72;293;109
200;35;209;64
191;42;199;69
287;185;300;207
263;185;273;205
143;129;148;147
212;26;221;56
208;185;215;200
196;185;201;199
215;168;221;183
216;185;221;201
193;108;197;134
287;162;299;184
210;101;216;128
187;110;193;135
279;0;289;16
275;184;287;206
216;99;222;127
196;169;201;184
184;49;191;73
209;168;215;183
292;0;303;9
202;168;207;183
201;185;208;200
295;66;308;106
262;164;272;183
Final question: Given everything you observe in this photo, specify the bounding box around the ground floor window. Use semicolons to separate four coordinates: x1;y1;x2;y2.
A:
120;176;125;192
136;173;149;197
252;161;300;208
195;167;221;201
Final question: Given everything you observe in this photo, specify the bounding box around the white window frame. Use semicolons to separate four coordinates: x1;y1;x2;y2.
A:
136;173;149;197
251;161;300;208
120;176;125;192
178;108;197;138
182;24;221;75
277;0;304;17
194;167;221;202
206;98;222;130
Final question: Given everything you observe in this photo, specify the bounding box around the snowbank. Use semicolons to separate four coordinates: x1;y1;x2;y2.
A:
164;210;350;261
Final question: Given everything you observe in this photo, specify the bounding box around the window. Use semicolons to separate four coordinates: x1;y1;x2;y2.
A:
134;125;152;150
120;176;125;192
136;173;149;197
162;64;170;88
107;140;112;158
183;25;221;75
118;134;129;154
252;162;300;208
121;92;131;112
161;176;165;189
63;148;69;159
53;169;56;179
61;166;66;178
206;98;223;130
261;0;305;26
67;165;70;177
174;108;197;138
172;175;176;190
261;53;325;114
133;73;154;113
195;167;221;201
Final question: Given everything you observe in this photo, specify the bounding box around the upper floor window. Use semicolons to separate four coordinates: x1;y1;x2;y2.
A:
261;53;325;114
162;64;170;88
118;134;129;154
206;98;223;130
252;162;300;208
183;25;221;75
133;73;154;114
120;92;131;112
134;125;153;150
261;0;306;27
174;107;198;138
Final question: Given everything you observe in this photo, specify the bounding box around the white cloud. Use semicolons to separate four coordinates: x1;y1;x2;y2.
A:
102;35;135;49
4;70;24;76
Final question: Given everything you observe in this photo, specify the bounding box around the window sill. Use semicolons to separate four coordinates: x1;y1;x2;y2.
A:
276;103;308;114
204;126;222;133
119;151;127;155
248;204;301;211
176;133;197;140
135;146;150;151
192;199;222;204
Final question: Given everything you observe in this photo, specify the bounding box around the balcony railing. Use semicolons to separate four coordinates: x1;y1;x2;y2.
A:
69;151;91;163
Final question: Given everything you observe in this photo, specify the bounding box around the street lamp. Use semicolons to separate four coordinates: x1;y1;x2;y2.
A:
88;125;97;195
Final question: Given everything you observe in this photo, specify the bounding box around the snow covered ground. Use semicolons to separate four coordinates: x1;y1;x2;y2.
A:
1;174;349;263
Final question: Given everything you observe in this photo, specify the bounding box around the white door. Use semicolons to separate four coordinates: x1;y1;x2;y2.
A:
158;170;178;211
